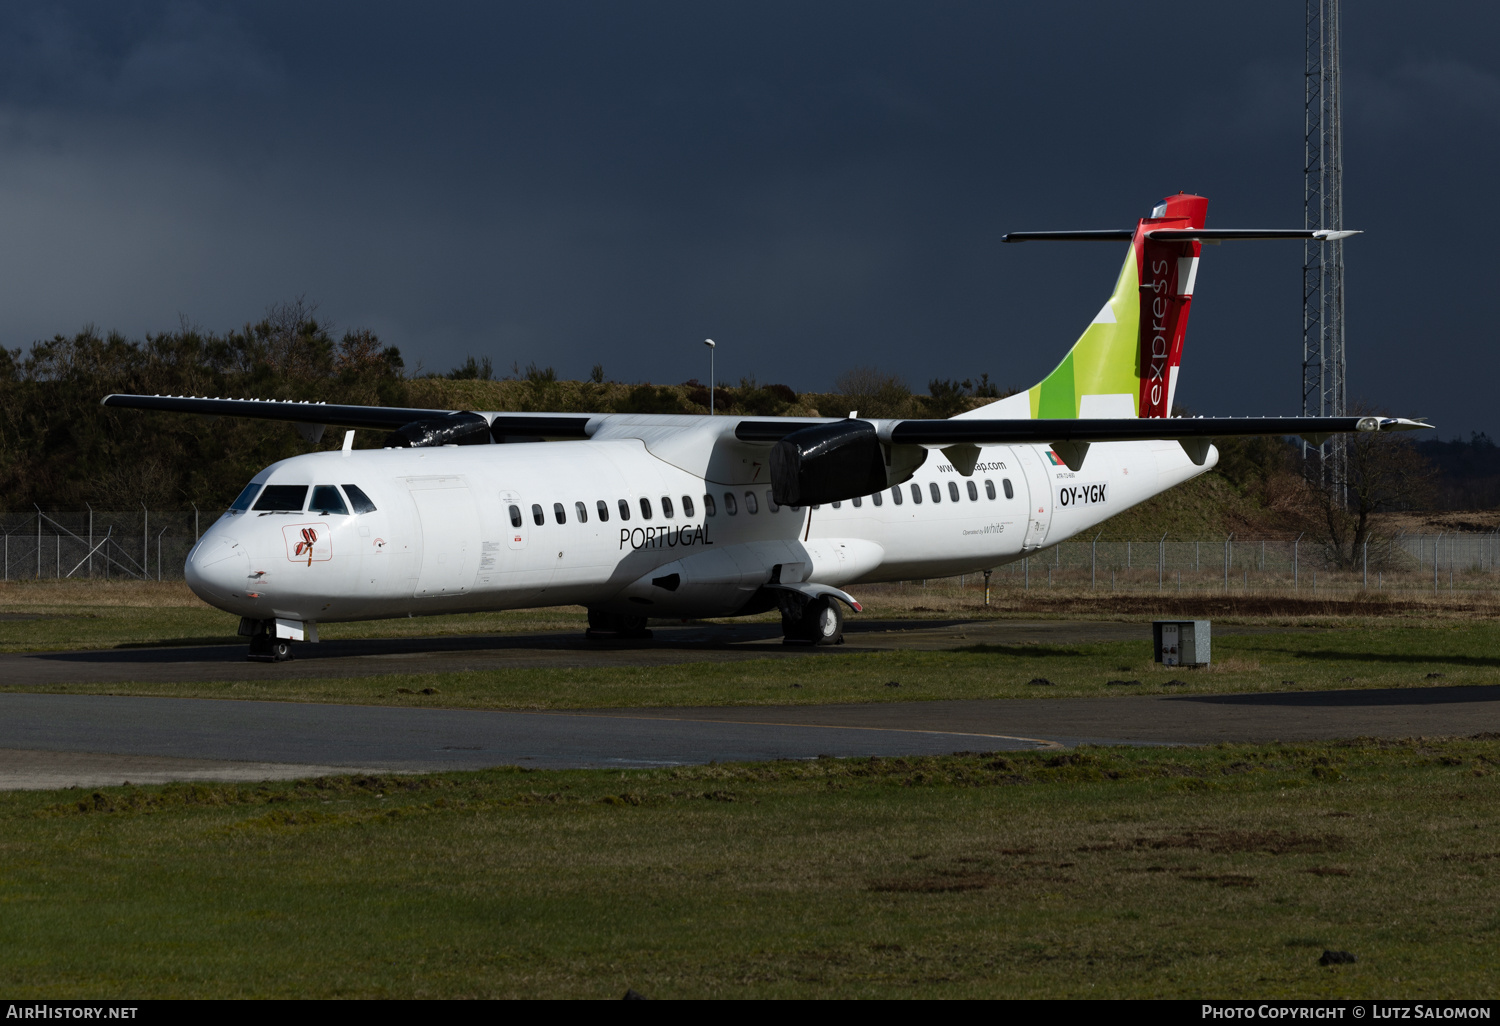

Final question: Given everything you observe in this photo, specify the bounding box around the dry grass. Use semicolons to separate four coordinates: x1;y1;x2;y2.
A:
0;579;208;608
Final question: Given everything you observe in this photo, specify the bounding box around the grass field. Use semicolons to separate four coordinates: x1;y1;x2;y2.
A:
4;581;1499;709
1;739;1495;998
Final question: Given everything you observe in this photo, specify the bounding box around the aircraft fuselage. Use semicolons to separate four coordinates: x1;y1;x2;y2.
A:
184;436;1216;627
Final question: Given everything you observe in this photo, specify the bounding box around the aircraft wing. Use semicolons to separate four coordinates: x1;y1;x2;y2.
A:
735;415;1429;446
100;394;595;443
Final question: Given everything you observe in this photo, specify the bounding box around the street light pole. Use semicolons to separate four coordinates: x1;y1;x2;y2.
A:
704;338;716;415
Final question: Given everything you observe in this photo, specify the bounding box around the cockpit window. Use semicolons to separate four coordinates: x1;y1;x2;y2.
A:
309;485;349;515
342;484;377;514
253;485;308;512
229;483;262;512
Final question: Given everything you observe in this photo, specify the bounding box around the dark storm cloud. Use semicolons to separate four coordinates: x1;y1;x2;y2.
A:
0;1;1495;434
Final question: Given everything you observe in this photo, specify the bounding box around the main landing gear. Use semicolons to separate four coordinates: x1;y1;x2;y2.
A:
243;619;294;662
585;609;653;640
778;593;845;646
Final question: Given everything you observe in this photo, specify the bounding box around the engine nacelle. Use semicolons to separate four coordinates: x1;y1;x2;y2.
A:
770;419;888;507
386;411;491;448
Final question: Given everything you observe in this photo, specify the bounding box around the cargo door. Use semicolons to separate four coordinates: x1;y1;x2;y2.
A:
408;477;481;598
1012;445;1055;552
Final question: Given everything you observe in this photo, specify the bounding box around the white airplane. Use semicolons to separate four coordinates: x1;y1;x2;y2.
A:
105;194;1424;661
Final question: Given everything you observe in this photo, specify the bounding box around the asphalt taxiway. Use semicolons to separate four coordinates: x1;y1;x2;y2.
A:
0;618;1494;789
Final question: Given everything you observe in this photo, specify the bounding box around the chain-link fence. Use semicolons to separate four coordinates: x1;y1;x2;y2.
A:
5;510;1499;596
1;509;206;582
968;532;1500;596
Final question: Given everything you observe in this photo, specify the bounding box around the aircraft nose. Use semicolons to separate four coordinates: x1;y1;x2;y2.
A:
185;534;251;606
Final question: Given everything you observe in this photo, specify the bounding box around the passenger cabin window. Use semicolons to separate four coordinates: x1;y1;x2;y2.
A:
930;482;942;503
253;485;308;512
596;500;610;522
509;505;523;528
744;491;758;514
1003;478;1015;499
618;499;631;521
724;492;738;515
910;483;922;504
553;502;567;524
532;503;545;526
984;479;996;500
310;485;348;515
704;494;717;516
575;501;588;523
229;483;261;512
639;497;653;520
948;482;960;503
891;486;903;505
662;496;674;518
765;491;778;513
682;496;695;518
342;484;377;514
872;491;883;507
967;480;979;501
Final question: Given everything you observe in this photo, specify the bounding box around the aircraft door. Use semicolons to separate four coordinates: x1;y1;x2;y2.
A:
1013;445;1055;552
407;477;481;598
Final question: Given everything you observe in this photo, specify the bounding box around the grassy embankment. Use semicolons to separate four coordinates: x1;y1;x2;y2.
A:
0;740;1495;998
3;581;1499;709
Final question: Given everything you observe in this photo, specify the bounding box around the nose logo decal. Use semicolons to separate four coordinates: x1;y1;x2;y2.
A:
282;523;333;565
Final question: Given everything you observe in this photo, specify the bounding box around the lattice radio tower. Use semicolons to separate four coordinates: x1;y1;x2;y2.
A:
1303;0;1346;495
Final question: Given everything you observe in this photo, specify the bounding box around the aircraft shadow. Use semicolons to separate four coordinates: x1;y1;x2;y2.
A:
27;618;959;665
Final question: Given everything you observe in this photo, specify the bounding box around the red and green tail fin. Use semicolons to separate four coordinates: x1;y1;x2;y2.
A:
965;193;1208;421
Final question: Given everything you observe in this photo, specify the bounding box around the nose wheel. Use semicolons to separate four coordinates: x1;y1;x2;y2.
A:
246;625;295;662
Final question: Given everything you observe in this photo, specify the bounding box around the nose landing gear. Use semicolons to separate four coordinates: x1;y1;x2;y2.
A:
242;619;295;662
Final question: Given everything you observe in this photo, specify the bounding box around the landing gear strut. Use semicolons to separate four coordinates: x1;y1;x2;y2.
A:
244;620;294;663
585;608;653;640
777;593;844;646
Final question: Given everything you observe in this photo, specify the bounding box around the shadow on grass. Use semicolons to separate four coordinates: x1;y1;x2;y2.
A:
954;643;1088;658
1172;683;1500;707
114;636;244;650
1260;648;1500;669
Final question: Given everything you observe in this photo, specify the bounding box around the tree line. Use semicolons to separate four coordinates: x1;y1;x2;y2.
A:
0;305;1007;512
0;302;1455;568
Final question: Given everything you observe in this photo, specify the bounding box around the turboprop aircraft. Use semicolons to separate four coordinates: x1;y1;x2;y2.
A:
104;193;1426;661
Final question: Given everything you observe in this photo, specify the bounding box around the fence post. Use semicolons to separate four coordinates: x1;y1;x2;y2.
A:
1294;533;1302;592
1091;531;1102;590
87;504;93;578
1224;533;1233;593
142;503;148;578
1159;531;1166;590
193;504;200;542
1363;538;1368;591
983;569;991;607
1024;556;1029;590
1435;532;1442;594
